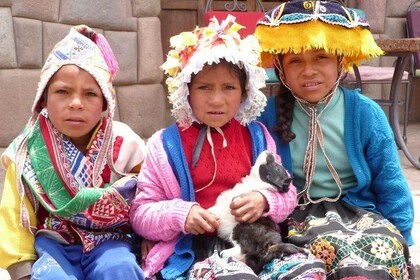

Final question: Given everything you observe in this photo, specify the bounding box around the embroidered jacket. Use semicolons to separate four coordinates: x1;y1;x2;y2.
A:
0;120;146;279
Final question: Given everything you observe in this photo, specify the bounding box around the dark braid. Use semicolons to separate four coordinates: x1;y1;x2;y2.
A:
272;67;296;143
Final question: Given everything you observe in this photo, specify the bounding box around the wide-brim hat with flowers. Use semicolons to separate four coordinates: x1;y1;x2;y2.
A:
161;15;267;129
32;25;119;118
255;0;383;71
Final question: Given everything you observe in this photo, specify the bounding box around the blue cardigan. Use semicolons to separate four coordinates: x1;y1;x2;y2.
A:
258;86;414;245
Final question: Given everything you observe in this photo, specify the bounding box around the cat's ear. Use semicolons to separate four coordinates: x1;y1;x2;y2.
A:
259;160;292;192
266;152;275;164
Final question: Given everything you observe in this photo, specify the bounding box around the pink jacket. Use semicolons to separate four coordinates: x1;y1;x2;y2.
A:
129;123;297;278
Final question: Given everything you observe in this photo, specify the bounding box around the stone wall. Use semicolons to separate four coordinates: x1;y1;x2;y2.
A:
0;0;165;147
347;0;420;120
0;0;419;149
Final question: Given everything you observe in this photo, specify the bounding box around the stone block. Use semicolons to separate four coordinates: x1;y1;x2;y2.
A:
386;0;412;17
116;84;166;139
138;17;164;84
105;31;137;86
0;69;40;146
354;0;386;33
0;8;17;68
14;18;43;68
11;0;59;22
0;0;11;6
384;18;407;39
346;0;356;7
60;0;136;31
133;0;161;17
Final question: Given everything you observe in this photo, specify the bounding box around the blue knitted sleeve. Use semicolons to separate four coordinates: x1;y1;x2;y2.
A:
356;93;414;245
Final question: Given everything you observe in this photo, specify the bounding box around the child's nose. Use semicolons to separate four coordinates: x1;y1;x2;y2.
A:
209;90;224;104
302;63;317;76
69;96;83;109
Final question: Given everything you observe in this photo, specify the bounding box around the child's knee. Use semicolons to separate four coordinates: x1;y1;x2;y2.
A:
87;242;144;279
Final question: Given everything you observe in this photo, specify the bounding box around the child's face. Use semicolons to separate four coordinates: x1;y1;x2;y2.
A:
281;49;339;103
43;65;105;151
189;63;243;128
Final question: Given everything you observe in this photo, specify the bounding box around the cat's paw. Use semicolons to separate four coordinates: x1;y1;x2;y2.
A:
221;245;245;262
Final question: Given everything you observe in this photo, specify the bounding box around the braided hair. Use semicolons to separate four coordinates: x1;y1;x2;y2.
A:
272;52;345;144
272;66;296;143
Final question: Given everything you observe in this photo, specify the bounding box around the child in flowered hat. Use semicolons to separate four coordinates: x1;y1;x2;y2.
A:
129;15;326;279
0;25;147;279
256;0;415;278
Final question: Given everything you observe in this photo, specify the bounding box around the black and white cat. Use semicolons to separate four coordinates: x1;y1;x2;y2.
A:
207;150;307;274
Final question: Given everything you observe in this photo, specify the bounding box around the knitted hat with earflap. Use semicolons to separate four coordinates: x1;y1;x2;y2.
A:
10;25;120;188
161;14;268;129
33;25;119;116
255;0;383;71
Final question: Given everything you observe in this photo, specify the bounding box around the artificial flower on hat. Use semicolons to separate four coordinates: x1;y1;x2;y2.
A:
255;0;383;70
161;15;268;129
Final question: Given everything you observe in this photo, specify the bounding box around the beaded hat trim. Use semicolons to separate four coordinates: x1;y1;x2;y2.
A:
255;0;383;70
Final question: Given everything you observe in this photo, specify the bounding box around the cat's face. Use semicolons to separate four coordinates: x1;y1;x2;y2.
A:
258;152;292;192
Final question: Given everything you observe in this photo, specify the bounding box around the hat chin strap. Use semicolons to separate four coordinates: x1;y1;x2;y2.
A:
274;55;345;105
274;55;346;208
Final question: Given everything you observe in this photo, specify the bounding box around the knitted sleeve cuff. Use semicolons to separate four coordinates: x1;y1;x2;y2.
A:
170;200;198;234
259;185;297;223
401;229;414;246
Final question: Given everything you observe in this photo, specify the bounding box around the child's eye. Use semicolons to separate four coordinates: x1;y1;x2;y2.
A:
86;91;99;97
288;59;300;64
55;89;68;94
225;85;236;90
197;85;209;90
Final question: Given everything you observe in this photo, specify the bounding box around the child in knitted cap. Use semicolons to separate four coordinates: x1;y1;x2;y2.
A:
256;0;415;278
0;25;147;279
129;16;325;279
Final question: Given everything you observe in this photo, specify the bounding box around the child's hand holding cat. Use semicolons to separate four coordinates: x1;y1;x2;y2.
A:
185;204;220;235
230;191;268;223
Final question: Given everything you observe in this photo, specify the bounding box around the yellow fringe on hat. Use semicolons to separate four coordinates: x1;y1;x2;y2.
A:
255;20;383;70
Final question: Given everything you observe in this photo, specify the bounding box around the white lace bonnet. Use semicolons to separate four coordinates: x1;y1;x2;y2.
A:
161;15;268;129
